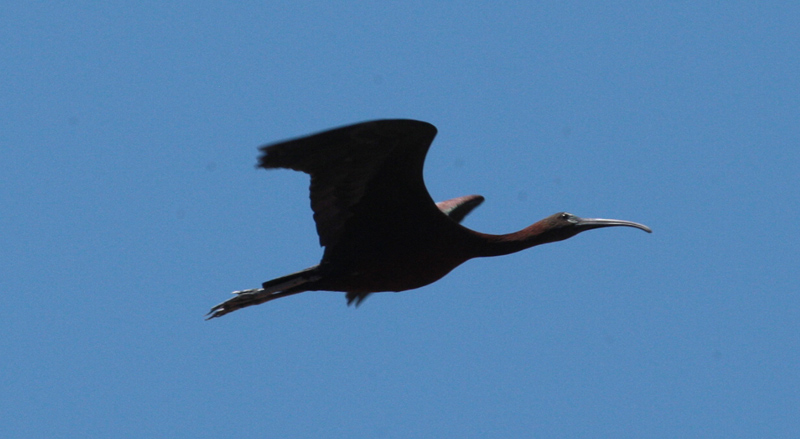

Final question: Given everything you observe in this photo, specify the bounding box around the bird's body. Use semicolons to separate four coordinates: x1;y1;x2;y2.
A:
207;119;650;319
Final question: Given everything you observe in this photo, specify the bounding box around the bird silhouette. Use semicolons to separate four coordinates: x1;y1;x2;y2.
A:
207;119;651;319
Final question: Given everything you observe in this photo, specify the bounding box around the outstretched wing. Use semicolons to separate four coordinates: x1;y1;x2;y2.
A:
258;119;439;249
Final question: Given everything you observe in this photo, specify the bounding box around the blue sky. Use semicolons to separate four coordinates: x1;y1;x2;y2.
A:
2;2;798;438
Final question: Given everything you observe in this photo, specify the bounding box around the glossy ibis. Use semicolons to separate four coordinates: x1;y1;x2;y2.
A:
207;119;651;319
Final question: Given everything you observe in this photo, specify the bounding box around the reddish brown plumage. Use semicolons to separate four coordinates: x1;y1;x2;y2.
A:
207;119;650;319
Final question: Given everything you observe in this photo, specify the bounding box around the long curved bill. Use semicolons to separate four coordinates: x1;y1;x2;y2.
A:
575;217;652;233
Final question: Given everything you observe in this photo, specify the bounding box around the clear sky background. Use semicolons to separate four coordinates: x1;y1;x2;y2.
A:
2;2;798;438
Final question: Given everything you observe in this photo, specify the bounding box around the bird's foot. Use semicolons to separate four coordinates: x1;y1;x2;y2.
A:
205;288;264;320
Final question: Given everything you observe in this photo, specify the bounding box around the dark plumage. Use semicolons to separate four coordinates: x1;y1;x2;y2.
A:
207;120;650;319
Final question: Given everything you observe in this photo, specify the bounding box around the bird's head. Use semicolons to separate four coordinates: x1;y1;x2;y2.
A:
536;212;652;243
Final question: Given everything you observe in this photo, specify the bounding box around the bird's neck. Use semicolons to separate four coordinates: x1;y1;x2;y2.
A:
472;221;558;258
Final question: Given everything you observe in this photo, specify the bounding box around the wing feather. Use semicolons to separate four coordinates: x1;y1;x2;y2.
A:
258;119;438;249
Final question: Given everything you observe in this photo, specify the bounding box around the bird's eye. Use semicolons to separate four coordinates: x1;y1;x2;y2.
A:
560;213;571;220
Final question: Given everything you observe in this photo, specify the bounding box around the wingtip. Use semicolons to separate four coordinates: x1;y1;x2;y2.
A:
345;292;370;307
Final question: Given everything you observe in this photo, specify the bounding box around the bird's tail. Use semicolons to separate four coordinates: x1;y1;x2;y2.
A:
206;266;321;319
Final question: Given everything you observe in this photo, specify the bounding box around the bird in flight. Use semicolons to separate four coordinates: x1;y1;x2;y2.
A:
207;119;651;319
